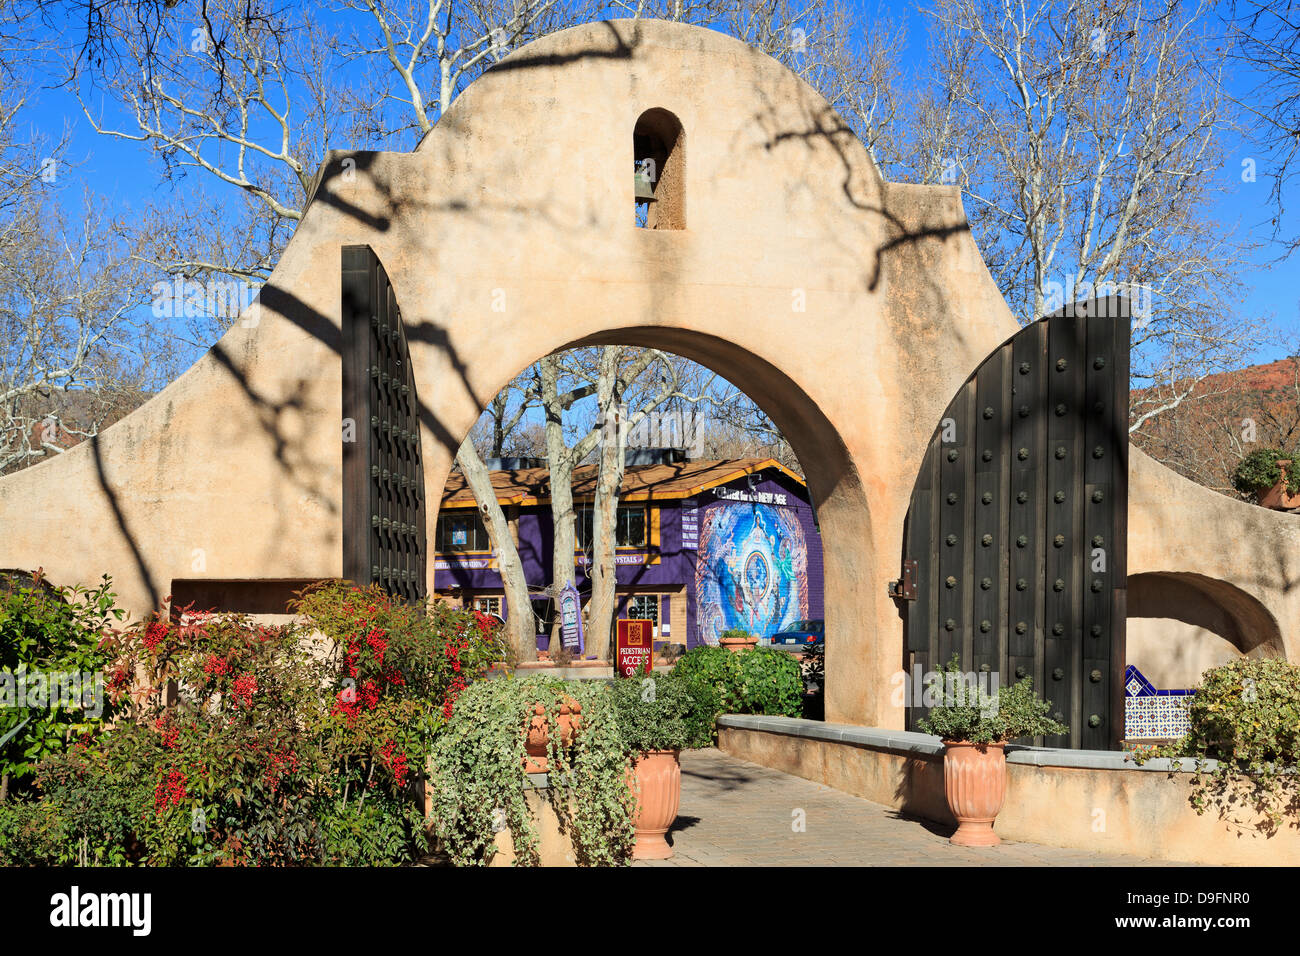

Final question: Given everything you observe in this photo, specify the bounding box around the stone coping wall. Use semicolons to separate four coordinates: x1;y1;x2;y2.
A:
717;715;1297;865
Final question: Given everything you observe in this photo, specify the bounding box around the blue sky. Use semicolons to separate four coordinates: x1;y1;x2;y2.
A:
871;0;1298;359
20;0;1298;367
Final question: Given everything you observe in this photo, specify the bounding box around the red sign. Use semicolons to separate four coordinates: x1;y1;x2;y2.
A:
615;619;654;677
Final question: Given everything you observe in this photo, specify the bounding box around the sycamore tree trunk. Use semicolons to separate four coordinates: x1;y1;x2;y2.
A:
586;352;626;662
546;459;578;652
455;437;536;662
540;354;579;653
537;347;684;658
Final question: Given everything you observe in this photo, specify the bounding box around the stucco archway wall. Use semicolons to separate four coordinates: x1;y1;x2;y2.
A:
1127;450;1300;673
360;19;1029;727
1127;570;1284;688
1;18;1295;729
0;20;1021;727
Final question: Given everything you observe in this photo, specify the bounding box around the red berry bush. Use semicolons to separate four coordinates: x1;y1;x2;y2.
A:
2;580;506;866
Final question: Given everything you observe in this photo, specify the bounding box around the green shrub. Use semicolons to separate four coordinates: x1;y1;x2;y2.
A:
1144;658;1300;833
917;656;1069;744
737;646;804;716
674;645;741;712
0;573;124;798
608;670;713;752
12;579;505;866
31;727;152;866
674;645;804;740
1232;448;1299;499
680;676;721;748
0;797;67;865
315;792;430;867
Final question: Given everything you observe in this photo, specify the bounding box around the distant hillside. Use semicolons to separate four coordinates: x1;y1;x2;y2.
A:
1;387;154;477
1132;357;1300;498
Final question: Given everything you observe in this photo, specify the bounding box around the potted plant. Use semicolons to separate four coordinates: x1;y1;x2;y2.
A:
1232;448;1300;509
918;657;1068;847
717;627;758;654
608;671;713;859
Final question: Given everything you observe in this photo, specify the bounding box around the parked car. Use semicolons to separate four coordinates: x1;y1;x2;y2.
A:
767;619;824;648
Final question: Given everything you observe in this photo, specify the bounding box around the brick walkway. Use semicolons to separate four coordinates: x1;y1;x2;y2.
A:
636;749;1191;867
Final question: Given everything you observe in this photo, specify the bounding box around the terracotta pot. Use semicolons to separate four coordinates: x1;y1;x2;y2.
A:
628;749;682;860
718;634;758;654
1259;461;1300;510
942;740;1007;846
522;699;582;773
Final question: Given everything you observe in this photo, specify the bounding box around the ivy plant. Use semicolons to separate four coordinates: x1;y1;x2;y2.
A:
428;675;635;866
1137;658;1300;834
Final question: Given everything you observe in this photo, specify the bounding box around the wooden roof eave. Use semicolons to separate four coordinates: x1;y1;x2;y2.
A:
437;457;808;509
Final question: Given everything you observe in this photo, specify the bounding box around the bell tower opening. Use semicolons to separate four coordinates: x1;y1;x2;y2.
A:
633;108;685;230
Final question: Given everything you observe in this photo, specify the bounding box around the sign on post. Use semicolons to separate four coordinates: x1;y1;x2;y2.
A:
559;582;584;655
615;618;654;677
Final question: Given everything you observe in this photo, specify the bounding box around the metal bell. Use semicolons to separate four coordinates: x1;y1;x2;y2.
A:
634;170;656;202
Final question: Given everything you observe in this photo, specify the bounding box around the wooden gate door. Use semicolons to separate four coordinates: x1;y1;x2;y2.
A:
341;245;427;603
900;297;1130;749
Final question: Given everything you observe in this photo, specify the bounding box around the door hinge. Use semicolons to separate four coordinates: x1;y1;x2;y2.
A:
888;559;918;601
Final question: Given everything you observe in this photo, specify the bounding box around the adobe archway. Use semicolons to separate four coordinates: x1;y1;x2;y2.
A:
438;322;872;662
0;20;1022;728
2;19;1297;732
1127;571;1285;687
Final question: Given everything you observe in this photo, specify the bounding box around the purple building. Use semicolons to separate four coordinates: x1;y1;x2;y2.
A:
434;457;824;649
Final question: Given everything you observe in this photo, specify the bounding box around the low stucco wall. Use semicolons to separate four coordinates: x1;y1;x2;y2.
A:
718;715;1299;865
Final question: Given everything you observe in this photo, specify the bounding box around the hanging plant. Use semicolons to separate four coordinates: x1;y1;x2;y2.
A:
1136;658;1300;835
428;676;635;866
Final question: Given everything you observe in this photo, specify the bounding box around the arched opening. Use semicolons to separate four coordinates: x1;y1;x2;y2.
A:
1126;571;1285;689
430;327;873;722
633;108;685;230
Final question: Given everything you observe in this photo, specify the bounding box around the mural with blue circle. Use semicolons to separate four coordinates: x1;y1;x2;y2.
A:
695;502;809;645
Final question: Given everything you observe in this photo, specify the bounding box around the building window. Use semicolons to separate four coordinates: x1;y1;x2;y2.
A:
577;506;648;549
627;594;660;634
436;510;490;552
633;108;685;230
472;596;501;617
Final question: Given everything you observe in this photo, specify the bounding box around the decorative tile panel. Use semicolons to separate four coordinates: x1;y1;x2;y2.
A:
1122;664;1193;742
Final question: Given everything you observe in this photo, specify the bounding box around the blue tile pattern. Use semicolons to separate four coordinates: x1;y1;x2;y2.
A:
1123;665;1193;741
